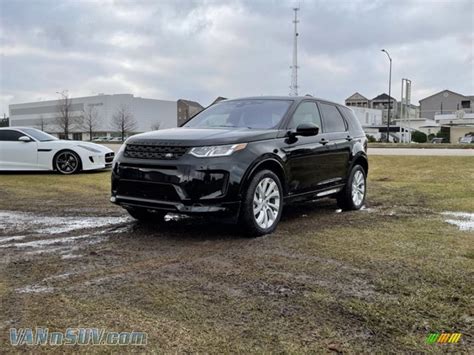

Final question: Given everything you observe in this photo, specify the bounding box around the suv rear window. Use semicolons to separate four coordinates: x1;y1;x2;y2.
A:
319;103;347;133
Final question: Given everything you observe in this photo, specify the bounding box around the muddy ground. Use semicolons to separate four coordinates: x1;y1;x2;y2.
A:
0;156;473;353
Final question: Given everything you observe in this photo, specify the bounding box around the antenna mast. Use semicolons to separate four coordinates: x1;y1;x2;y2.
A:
290;7;300;96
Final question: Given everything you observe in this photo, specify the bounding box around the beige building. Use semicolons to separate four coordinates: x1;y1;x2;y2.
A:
419;89;474;120
345;93;370;108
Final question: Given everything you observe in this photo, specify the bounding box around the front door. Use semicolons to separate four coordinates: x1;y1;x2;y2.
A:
283;101;336;195
318;102;352;183
0;130;38;170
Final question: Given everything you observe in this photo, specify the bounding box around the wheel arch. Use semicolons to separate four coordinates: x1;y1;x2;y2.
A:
350;152;368;176
240;157;287;196
52;148;83;172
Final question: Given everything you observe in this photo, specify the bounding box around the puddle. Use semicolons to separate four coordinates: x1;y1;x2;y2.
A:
442;212;474;231
0;211;129;235
0;211;132;258
3;234;95;249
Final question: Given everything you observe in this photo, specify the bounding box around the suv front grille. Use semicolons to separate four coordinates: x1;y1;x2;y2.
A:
124;144;189;160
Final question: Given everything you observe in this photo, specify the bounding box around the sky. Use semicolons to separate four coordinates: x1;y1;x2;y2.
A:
0;0;473;115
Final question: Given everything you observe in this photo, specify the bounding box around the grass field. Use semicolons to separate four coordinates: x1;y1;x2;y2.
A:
0;156;473;353
368;142;473;149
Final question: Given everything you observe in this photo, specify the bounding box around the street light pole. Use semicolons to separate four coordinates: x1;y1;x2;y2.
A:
381;49;392;143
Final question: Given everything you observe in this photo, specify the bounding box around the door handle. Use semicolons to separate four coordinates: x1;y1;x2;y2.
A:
346;135;353;141
319;138;329;145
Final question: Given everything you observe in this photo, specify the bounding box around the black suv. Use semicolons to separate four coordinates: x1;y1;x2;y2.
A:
111;96;368;235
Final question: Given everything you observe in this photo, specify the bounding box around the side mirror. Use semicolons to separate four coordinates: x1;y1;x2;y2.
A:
18;136;32;142
295;123;319;137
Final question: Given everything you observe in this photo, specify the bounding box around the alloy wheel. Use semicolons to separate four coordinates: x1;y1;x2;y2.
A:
253;177;281;229
351;170;365;206
56;152;79;174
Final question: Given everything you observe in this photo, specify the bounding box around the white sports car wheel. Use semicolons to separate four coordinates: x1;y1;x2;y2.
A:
55;151;81;174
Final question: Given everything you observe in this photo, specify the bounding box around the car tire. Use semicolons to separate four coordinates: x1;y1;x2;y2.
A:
239;169;283;236
337;165;366;210
126;207;167;222
54;150;82;174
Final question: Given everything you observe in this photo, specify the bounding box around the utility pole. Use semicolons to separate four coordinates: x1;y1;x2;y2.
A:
381;49;392;143
290;7;299;96
401;78;412;143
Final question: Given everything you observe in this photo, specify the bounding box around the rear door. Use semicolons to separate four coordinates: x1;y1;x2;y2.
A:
317;102;351;182
0;129;38;170
283;101;336;194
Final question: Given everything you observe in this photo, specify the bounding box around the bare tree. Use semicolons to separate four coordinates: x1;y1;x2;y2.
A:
111;104;137;141
150;122;161;131
55;90;82;139
82;105;100;141
38;115;48;131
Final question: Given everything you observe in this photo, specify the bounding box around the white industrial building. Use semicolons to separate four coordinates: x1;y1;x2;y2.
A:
347;106;385;141
349;106;383;127
9;94;200;141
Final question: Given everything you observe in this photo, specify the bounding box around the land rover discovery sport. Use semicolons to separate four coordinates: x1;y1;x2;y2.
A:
111;96;368;236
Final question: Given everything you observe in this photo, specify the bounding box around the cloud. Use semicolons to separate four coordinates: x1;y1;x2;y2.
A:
0;0;473;115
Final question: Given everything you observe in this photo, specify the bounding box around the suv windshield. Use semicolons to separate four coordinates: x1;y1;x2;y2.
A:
185;99;292;130
20;128;58;142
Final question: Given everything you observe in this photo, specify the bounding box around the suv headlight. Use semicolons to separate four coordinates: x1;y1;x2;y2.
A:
189;143;247;157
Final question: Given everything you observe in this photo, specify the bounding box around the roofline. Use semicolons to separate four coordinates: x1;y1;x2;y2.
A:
345;92;369;101
419;89;467;102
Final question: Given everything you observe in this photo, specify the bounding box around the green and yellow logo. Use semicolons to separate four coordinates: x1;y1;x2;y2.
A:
426;333;462;344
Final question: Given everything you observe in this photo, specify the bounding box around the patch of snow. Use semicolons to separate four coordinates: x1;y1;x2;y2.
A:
442;212;474;231
0;211;128;235
16;285;54;294
7;234;95;248
61;253;82;260
0;236;26;244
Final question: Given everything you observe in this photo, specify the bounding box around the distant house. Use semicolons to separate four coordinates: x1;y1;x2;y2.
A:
177;99;204;126
371;93;398;123
345;93;370;108
419;89;474;120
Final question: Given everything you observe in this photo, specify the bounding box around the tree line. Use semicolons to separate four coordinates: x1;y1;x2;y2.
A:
49;91;148;141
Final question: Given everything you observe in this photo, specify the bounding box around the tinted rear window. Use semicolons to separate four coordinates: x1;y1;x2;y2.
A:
340;107;365;135
319;103;347;133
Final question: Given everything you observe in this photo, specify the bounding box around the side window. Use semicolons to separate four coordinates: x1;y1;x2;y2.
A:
319;103;347;133
288;102;322;130
0;130;23;141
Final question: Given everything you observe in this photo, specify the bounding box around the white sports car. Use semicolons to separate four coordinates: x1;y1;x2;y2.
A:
0;127;114;174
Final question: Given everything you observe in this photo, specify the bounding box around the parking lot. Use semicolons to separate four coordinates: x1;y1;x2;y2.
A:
1;155;473;352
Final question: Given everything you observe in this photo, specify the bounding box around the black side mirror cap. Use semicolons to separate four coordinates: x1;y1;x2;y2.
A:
294;123;319;137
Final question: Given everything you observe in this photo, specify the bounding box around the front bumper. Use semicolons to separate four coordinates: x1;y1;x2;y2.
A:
110;155;248;215
110;195;240;214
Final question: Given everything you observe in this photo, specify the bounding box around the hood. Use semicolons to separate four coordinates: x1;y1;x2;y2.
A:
126;127;280;146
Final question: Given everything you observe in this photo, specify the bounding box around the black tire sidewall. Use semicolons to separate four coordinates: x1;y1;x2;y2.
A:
240;170;283;236
55;150;81;174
